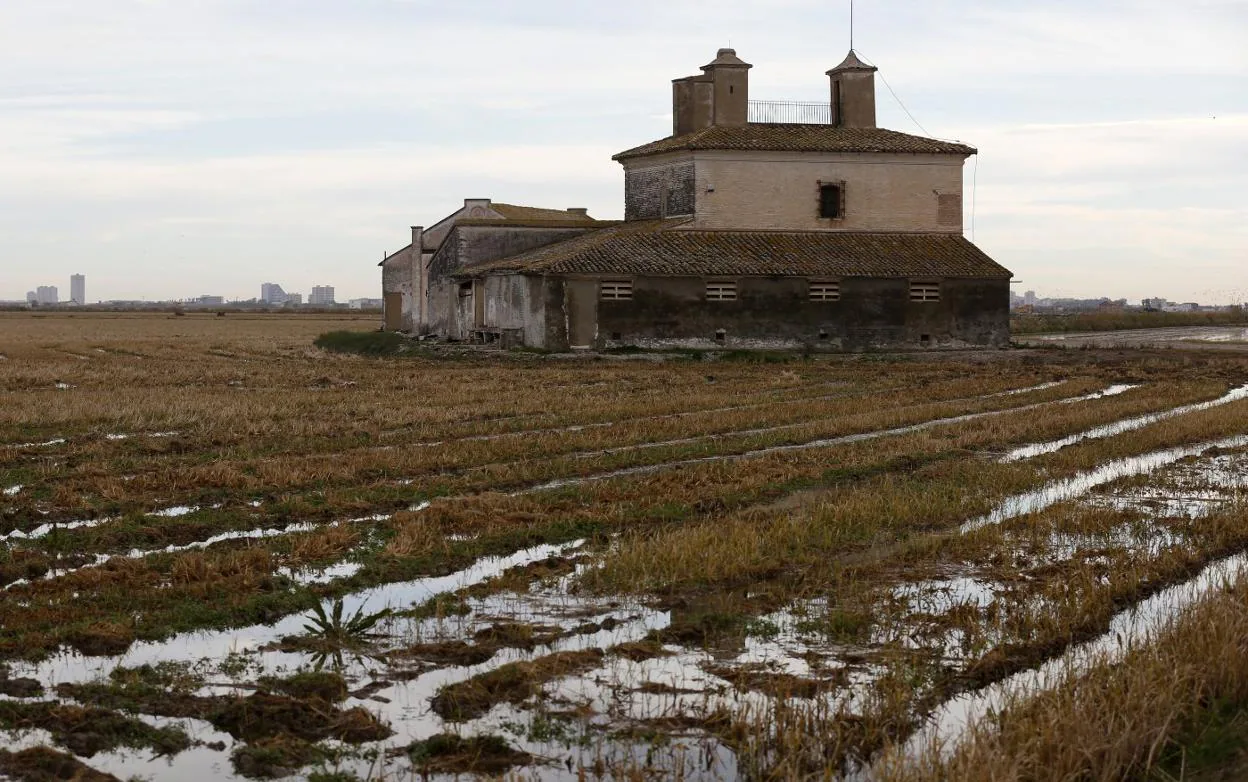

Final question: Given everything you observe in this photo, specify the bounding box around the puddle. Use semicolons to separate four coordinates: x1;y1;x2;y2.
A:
874;548;1248;774
20;540;588;687
8;514;399;591
1084;449;1248;519
54;382;75;390
529;384;1136;494
893;577;1000;614
1004;384;1248;461
0;516;113;543
963;433;1248;533
990;381;1065;397
5;438;67;449
287;561;364;585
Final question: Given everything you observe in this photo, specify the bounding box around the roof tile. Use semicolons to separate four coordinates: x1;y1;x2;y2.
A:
464;220;1011;279
613;124;975;161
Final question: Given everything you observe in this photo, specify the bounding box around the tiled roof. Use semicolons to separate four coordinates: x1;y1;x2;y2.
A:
489;203;597;221
464;219;1011;279
613;124;976;161
455;219;621;229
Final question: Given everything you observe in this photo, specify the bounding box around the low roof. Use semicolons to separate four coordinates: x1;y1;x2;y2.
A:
613;123;976;161
377;243;413;267
488;203;597;221
463;219;1011;279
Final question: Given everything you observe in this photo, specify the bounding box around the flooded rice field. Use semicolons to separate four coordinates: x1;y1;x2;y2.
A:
4;313;1248;780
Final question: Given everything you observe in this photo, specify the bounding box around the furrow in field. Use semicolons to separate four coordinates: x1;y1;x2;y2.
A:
524;385;1136;494
868;549;1248;779
1002;383;1248;462
963;432;1248;533
20;539;587;687
0;377;1059;514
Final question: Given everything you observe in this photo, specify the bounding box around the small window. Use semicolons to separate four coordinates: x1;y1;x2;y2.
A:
458;281;473;297
600;280;633;301
819;183;844;219
910;281;941;302
706;281;737;301
809;280;841;301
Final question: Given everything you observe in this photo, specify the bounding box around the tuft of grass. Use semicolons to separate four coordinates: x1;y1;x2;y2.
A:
313;330;412;356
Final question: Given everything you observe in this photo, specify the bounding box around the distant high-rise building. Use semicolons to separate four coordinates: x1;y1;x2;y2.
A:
70;274;85;305
1023;290;1037;307
25;291;36;304
309;285;336;306
260;283;289;305
286;293;303;306
35;286;58;305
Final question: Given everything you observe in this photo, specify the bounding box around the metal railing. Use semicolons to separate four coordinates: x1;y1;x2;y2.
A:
748;100;833;124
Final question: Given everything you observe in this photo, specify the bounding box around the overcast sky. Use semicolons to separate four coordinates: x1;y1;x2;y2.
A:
1;0;1245;304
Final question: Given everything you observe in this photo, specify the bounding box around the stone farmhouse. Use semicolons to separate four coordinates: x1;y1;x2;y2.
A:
380;49;1011;350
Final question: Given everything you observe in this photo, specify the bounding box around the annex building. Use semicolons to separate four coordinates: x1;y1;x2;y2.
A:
380;49;1012;351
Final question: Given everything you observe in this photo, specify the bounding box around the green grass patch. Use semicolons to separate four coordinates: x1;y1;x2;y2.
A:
313;330;413;356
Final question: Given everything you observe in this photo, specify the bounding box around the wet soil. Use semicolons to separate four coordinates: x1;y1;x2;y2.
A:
0;747;121;782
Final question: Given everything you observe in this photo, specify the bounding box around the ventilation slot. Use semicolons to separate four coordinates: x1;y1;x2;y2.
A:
910;282;940;302
809;281;841;301
600;280;633;301
706;281;738;301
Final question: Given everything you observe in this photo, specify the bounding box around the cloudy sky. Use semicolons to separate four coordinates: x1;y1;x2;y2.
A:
1;0;1245;304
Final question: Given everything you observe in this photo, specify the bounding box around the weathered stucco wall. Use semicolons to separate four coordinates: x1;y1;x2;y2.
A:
425;225;600;342
482;275;547;347
534;275;1007;351
624;155;697;221
692;151;966;233
380;246;415;331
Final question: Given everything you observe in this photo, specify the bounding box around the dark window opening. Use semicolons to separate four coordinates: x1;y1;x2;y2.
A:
818;330;829;341
714;329;727;343
920;333;932;345
611;332;622;341
820;184;843;219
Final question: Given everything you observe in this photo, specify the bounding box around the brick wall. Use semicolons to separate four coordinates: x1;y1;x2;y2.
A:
693;151;966;232
624;157;696;220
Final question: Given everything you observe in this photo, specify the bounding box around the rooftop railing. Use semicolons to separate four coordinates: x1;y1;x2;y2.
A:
748;100;833;124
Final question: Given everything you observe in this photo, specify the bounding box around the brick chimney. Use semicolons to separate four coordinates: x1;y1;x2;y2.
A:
827;50;878;129
672;48;753;136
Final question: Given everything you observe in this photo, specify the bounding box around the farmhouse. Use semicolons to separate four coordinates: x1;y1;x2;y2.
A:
382;49;1012;351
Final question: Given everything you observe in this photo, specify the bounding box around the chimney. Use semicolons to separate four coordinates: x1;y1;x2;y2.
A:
826;50;878;129
411;225;423;250
672;48;752;136
566;208;589;218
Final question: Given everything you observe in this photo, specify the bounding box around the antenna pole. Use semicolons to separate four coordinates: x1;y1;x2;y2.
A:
850;0;854;50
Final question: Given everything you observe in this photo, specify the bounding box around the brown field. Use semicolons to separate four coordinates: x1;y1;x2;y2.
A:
3;311;1248;781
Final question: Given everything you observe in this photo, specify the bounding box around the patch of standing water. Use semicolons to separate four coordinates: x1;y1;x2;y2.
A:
18;540;588;688
868;548;1248;776
0;516;113;543
529;384;1137;494
6;438;67;449
1083;449;1248;520
893;577;1000;614
962;434;1248;533
1004;384;1248;461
